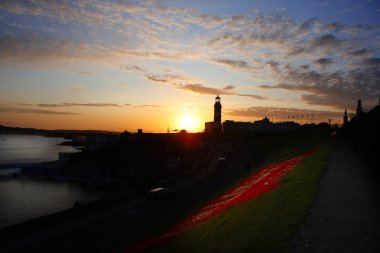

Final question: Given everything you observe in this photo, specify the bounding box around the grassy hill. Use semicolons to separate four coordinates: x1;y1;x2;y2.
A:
144;130;334;253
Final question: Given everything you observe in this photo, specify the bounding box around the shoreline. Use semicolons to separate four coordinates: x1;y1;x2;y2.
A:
0;162;42;170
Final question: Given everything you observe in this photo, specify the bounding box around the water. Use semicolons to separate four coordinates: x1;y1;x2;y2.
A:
0;134;77;165
0;135;103;229
0;168;21;176
0;178;102;228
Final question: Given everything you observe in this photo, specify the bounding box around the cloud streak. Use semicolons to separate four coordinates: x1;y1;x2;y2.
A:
258;63;380;110
227;106;343;121
36;103;122;108
313;58;336;68
0;107;81;115
144;73;265;99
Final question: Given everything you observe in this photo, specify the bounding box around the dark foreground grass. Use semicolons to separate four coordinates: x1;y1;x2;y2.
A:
148;138;333;253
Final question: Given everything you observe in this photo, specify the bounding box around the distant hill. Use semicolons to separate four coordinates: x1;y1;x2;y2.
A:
0;125;120;137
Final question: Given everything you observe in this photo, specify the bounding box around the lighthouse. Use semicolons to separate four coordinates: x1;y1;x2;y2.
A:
214;95;222;134
204;95;223;134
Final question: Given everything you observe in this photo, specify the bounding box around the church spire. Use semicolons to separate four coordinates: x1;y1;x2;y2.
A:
356;99;363;116
343;109;348;125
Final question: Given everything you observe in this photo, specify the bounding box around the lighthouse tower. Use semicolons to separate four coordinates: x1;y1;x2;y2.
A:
214;95;222;134
204;95;223;134
214;95;222;124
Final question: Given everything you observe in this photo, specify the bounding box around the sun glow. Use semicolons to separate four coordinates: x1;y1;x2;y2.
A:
179;113;200;132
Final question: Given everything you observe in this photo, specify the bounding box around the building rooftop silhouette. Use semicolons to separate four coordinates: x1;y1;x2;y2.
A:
204;96;300;134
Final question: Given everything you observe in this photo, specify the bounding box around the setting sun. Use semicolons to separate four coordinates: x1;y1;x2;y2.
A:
179;113;200;132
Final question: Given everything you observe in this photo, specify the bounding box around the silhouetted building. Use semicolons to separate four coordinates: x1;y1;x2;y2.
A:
119;130;134;143
253;117;271;132
205;95;222;134
223;120;254;134
223;117;299;133
85;135;119;151
204;122;214;134
356;99;363;116
343;110;348;125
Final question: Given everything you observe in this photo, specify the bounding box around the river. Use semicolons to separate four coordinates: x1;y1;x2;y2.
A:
0;135;104;229
0;134;77;164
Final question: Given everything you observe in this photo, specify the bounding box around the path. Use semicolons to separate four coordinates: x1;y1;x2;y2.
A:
293;140;380;252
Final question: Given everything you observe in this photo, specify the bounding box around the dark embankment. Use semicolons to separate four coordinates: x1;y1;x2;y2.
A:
341;105;380;178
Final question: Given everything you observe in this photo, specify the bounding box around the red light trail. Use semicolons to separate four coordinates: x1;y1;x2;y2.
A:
126;151;313;253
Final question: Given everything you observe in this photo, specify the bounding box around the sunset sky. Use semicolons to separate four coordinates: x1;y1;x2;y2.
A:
1;0;379;132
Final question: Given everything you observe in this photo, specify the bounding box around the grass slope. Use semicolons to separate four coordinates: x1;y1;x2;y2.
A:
149;135;333;253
